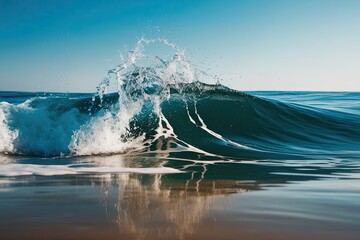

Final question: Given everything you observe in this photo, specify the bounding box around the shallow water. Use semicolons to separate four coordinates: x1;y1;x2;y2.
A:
0;157;359;239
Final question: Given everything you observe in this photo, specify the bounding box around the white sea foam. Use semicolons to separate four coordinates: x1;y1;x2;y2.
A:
68;105;146;156
0;164;182;177
0;102;18;154
0;98;87;156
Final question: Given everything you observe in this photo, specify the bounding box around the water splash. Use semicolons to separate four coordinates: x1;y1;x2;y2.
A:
69;38;204;156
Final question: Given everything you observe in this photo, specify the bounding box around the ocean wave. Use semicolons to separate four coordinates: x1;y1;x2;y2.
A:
0;38;359;159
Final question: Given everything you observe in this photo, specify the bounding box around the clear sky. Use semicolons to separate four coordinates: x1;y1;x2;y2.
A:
1;0;359;92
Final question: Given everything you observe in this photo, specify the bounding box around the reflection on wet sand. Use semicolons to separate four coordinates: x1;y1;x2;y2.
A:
73;147;359;239
96;171;257;239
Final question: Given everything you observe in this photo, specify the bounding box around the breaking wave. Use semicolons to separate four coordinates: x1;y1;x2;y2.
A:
1;38;359;160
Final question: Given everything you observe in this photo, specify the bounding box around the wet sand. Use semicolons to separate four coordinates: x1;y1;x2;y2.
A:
0;171;359;240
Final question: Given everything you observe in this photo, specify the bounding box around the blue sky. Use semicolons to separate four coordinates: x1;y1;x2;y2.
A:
0;0;359;92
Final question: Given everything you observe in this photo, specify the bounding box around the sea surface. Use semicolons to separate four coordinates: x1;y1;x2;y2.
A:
0;39;359;239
